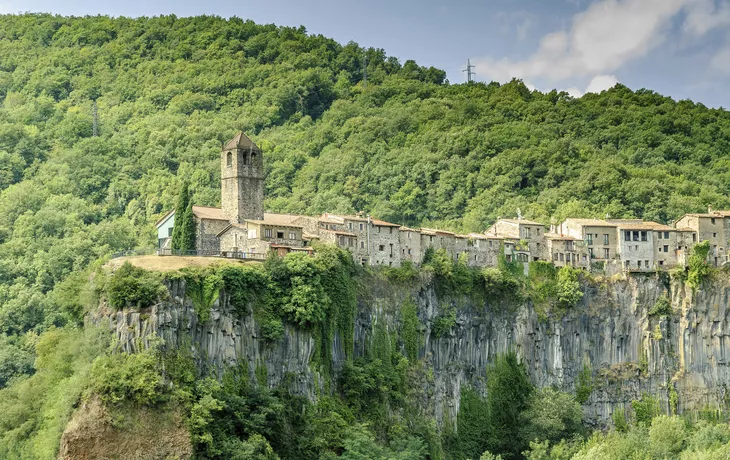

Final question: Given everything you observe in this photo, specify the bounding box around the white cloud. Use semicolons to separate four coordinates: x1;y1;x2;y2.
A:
585;74;619;93
476;0;689;83
710;44;730;74
683;0;730;36
563;86;584;97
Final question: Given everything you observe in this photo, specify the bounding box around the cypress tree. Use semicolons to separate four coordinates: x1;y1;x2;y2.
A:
485;351;533;459
171;182;196;252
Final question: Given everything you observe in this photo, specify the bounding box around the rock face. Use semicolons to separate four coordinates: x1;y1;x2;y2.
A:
91;273;730;426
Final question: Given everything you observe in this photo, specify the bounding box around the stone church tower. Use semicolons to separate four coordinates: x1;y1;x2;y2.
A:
221;132;264;223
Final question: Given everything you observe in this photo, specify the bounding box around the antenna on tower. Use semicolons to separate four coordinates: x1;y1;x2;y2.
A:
463;59;475;83
92;99;98;137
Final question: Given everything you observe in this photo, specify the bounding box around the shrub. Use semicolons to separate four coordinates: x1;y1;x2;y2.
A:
612;407;629;433
687;241;712;289
431;308;456;338
631;393;661;425
105;262;166;309
400;298;421;363
519;388;584;447
649;415;687;458
575;362;593;404
90;347;165;406
556;267;583;308
184;269;223;323
648;296;672;317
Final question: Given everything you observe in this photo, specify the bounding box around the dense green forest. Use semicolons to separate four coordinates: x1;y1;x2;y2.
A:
1;13;730;459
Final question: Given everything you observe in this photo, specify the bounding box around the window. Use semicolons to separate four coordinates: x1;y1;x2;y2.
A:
663;245;668;252
640;231;647;242
339;236;345;245
582;254;587;262
657;232;662;240
408;232;412;239
693;234;697;242
553;253;559;261
604;248;610;258
589;248;594;258
379;245;385;251
587;234;593;245
658;246;662;253
242;153;248;166
625;260;630;269
637;260;642;268
360;223;364;231
389;227;393;234
711;218;716;225
566;241;574;251
277;231;284;239
168;227;173;237
226;152;232;166
659;261;664;266
664;231;669;239
632;231;639;241
522;227;531;238
348;222;353;230
713;233;717;238
489;240;493;247
559;253;564;261
625;231;631;241
289;232;296;240
378;227;381;234
604;234;610;245
645;260;649;268
408;249;412;255
349;238;354;247
361;258;368;265
360;241;365;249
264;229;272;238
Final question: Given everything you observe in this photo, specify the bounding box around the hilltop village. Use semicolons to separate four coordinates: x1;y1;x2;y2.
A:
156;133;730;273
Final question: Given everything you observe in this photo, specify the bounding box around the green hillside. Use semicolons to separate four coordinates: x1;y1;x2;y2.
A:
1;13;730;459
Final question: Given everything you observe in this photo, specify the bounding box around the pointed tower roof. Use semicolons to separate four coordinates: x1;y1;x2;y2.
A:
223;132;260;151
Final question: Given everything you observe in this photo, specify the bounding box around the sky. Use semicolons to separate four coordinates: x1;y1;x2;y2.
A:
2;0;730;108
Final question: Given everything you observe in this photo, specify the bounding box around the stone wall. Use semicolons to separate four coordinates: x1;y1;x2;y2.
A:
93;272;730;427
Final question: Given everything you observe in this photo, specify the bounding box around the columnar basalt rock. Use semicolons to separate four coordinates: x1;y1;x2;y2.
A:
91;273;730;427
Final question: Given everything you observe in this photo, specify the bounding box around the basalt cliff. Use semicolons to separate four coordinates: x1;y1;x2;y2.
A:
91;271;730;427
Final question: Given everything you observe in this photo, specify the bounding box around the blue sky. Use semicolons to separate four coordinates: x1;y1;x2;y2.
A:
3;0;730;108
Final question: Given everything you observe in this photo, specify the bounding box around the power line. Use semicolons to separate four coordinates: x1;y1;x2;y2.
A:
463;59;475;83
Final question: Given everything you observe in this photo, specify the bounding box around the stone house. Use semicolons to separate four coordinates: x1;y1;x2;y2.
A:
612;221;666;272
155;205;230;253
369;219;402;266
485;218;546;261
675;208;729;266
558;219;619;264
420;228;457;260
455;233;501;267
399;227;422;265
544;233;589;268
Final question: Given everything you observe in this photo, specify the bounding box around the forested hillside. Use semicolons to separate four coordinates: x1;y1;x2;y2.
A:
1;13;730;459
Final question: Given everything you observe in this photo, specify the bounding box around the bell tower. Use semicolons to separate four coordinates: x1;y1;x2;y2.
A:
221;132;264;223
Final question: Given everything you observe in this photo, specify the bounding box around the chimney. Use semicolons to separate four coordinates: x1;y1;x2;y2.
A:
550;224;556;233
708;205;713;214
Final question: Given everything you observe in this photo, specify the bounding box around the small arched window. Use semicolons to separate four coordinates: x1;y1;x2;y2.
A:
226;152;232;167
242;153;248;166
251;151;257;163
